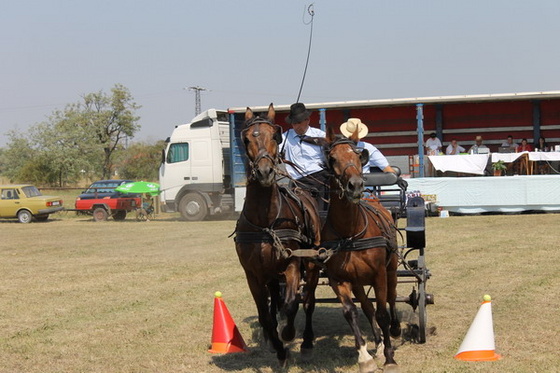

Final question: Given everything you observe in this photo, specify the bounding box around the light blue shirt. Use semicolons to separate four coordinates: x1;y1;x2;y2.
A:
282;127;326;179
358;141;389;172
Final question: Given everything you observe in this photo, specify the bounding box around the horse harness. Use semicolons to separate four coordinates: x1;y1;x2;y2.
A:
236;117;324;260
234;184;325;260
322;138;398;263
241;116;284;181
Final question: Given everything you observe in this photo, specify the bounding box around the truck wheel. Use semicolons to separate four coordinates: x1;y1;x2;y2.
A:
93;207;108;222
18;210;33;224
113;210;127;221
179;193;208;221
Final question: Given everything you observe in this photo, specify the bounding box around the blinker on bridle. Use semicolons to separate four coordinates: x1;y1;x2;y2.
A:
243;117;281;180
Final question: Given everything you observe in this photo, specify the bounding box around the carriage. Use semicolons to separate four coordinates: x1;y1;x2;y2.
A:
234;105;434;372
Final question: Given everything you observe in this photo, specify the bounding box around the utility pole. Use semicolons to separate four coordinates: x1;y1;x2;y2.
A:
185;86;207;116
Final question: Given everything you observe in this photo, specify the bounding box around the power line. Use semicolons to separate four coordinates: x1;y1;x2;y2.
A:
185;86;207;115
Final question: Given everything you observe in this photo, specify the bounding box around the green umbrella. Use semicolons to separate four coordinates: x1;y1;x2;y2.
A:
115;181;160;196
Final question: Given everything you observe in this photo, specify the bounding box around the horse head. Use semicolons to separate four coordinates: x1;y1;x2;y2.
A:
241;103;283;187
324;125;369;203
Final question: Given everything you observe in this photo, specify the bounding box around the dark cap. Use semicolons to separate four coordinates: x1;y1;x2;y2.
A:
430;132;436;138
286;103;311;124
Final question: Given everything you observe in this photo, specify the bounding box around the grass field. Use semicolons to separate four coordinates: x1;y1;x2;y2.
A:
1;211;559;372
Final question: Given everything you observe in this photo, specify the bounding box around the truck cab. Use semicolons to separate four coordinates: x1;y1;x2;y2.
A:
159;109;234;221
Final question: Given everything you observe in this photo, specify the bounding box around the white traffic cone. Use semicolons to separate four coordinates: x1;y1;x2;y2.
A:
454;294;501;361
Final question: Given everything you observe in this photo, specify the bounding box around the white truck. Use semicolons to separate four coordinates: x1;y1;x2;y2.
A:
159;109;244;221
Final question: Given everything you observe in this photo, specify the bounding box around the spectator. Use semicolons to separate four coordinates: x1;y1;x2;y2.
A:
535;136;549;152
425;132;442;155
516;138;533;152
501;135;518;150
468;135;489;154
446;139;466;155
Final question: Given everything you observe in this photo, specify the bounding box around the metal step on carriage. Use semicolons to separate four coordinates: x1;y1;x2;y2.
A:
313;169;434;343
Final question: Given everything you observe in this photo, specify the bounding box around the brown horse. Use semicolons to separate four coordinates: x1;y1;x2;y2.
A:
321;127;401;373
234;104;322;366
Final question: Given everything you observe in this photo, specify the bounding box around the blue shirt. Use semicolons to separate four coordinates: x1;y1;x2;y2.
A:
282;127;326;179
358;141;389;172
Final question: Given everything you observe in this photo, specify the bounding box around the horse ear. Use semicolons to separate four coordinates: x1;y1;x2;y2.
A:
325;126;336;143
350;127;360;143
267;103;275;122
245;107;254;121
360;148;370;166
274;125;283;144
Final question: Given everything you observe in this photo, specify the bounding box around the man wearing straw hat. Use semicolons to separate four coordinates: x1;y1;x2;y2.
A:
339;118;396;174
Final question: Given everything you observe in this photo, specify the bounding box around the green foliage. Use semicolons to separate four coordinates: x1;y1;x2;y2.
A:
1;84;142;186
118;140;166;181
492;160;507;171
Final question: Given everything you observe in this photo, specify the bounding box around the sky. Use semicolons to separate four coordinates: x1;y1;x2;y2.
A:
2;0;560;146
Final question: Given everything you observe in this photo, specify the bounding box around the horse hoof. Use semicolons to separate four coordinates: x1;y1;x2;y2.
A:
390;324;402;338
280;326;296;342
358;358;378;373
383;363;400;373
300;347;313;362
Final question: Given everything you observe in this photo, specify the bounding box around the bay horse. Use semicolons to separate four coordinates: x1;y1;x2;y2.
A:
321;127;401;373
234;104;322;366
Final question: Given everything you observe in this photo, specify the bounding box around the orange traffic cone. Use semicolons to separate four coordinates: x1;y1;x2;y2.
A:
208;291;248;354
455;294;501;361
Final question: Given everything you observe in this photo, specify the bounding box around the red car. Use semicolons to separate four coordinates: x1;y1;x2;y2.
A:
75;180;141;221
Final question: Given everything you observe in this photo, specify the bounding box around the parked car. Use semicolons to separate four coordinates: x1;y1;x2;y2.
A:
75;180;141;221
0;185;64;223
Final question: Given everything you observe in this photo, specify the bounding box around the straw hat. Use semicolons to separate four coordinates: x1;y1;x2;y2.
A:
340;118;368;139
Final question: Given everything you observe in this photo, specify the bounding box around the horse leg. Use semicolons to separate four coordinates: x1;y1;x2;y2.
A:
245;272;288;364
277;259;300;343
387;253;401;338
331;281;377;373
352;285;382;354
300;260;319;361
371;269;399;370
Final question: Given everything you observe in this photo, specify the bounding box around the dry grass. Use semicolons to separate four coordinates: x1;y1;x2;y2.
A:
1;212;559;373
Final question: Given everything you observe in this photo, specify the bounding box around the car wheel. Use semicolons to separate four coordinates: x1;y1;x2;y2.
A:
93;207;109;222
179;193;208;221
112;210;127;221
35;214;49;222
18;210;33;224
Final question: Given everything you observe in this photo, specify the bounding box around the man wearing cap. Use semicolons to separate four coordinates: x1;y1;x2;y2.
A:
281;102;328;209
339;118;395;174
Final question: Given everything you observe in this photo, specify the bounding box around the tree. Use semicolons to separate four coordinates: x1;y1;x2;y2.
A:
0;84;141;186
118;140;166;181
79;84;141;179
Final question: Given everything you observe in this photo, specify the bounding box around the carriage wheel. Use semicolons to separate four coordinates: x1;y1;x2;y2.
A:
417;279;427;344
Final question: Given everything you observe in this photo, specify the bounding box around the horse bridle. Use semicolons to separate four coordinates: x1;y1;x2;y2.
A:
326;138;364;196
242;117;282;180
